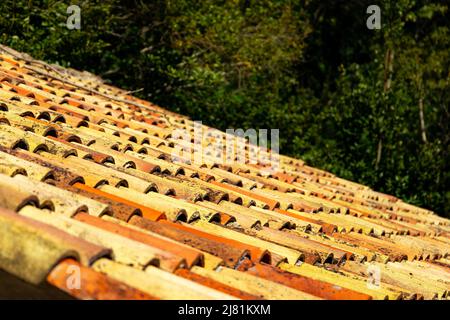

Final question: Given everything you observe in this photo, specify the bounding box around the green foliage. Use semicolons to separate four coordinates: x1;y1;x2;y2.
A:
0;0;448;216
294;0;450;216
163;0;311;145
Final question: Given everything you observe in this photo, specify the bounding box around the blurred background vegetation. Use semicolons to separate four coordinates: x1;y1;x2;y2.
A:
1;0;448;217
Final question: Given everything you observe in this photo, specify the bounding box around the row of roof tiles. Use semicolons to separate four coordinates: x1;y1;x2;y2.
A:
0;45;448;300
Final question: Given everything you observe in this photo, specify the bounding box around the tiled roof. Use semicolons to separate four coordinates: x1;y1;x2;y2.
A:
0;45;448;300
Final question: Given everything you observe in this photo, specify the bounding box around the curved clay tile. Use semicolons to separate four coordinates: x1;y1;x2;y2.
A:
75;212;203;269
18;206;168;270
71;183;164;221
47;258;157;300
129;216;253;268
100;185;188;221
191;265;319;300
189;220;302;265
243;262;372;300
93;258;236;300
174;268;262;300
0;207;110;285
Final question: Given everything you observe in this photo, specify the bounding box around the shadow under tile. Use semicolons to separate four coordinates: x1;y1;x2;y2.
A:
0;268;74;300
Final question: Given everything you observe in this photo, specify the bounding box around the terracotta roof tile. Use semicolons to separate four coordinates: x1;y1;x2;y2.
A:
191;265;320;300
0;207;110;285
92;258;236;300
47;258;157;300
0;46;448;299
